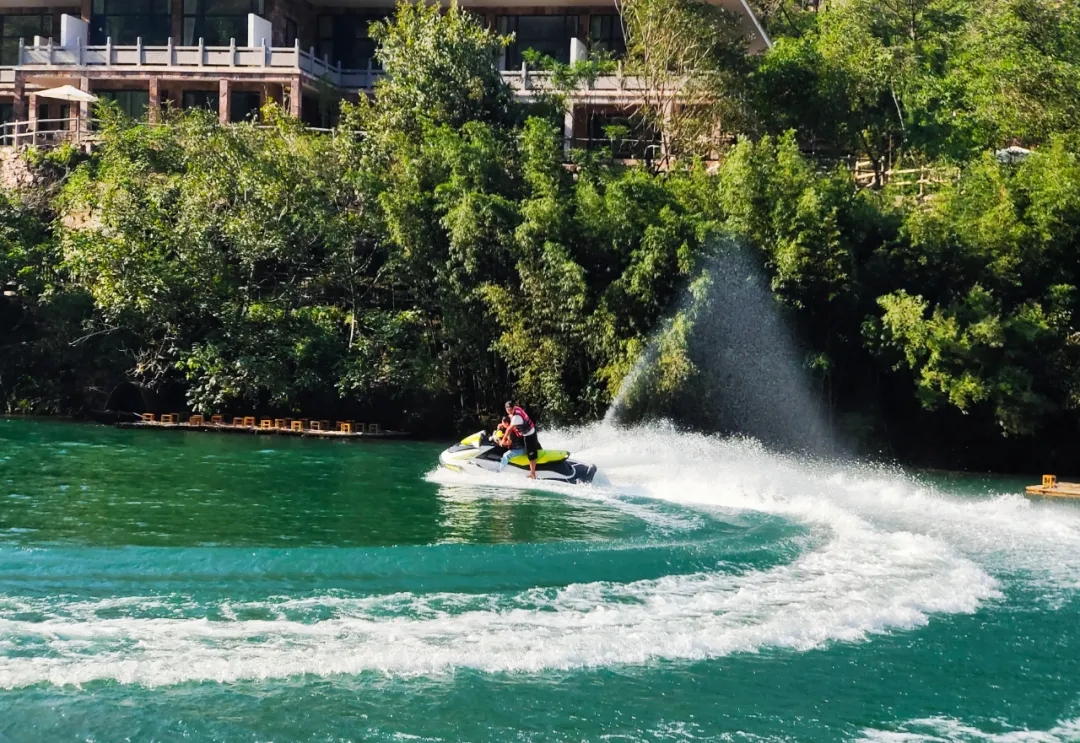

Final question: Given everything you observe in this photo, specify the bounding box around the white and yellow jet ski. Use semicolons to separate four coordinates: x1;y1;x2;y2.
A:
439;431;600;484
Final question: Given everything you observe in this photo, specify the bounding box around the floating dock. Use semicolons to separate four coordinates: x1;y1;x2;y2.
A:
1025;475;1080;499
116;414;409;440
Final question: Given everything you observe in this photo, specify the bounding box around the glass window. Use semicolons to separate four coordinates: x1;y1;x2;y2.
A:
499;15;578;69
316;12;388;70
587;109;658;159
183;0;265;46
230;90;261;122
182;89;218;112
0;15;53;65
39;103;71;131
589;15;625;57
0;102;12;144
316;15;333;63
90;0;170;45
97;90;151;120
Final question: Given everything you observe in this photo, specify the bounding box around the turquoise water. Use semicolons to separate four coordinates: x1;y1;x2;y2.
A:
1;418;1079;741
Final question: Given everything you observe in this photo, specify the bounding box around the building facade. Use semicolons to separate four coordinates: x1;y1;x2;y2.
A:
0;0;769;150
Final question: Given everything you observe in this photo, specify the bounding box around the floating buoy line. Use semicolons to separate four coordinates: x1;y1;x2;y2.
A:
116;413;409;440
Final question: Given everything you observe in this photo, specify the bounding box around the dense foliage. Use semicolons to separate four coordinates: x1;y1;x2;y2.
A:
3;0;1080;470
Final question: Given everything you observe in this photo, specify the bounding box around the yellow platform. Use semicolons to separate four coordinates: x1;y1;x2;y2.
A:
1025;474;1080;499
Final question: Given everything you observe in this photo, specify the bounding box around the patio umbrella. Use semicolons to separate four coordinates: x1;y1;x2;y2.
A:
34;85;98;103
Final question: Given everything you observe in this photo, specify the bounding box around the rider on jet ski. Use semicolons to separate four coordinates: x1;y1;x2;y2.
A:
492;416;512;446
498;401;540;479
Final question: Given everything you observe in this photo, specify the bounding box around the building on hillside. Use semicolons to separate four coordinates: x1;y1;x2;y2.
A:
0;0;770;153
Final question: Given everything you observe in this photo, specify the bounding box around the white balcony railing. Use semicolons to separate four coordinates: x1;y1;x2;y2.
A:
14;38;389;88
10;39;647;101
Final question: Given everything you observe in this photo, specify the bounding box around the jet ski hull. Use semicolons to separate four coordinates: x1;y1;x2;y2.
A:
439;433;599;485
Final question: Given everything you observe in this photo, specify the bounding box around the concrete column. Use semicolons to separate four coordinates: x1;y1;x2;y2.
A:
148;77;161;123
13;73;25;122
78;76;90;139
219;79;231;124
563;106;575;159
289;76;302;118
660;101;675;162
28;93;38;146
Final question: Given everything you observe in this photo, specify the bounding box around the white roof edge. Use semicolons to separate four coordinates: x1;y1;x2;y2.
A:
738;0;773;49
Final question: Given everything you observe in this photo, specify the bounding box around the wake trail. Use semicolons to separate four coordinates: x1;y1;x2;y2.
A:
7;422;1076;688
553;422;1080;589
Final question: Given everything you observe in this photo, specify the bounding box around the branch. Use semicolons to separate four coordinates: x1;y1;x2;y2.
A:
69;325;121;347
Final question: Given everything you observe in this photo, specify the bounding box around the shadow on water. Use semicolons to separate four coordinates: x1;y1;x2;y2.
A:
606;239;832;456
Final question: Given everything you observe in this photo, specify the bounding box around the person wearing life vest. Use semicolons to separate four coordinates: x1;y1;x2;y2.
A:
499;400;540;478
492;416;511;446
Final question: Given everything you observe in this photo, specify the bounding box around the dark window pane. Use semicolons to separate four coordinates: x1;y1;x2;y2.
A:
586;109;658;158
230;90;261;122
317;13;388;69
182;89;219;112
98;90;151;120
206;0;252;12
0;39;20;66
184;1;267;47
201;16;247;45
500;15;577;68
90;0;171;45
0;13;55;63
589;15;625;57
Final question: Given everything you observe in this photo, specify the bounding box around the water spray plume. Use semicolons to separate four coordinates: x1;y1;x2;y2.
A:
605;238;832;455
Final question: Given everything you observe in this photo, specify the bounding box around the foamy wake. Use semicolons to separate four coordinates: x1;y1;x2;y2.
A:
0;518;992;688
5;422;1078;689
858;715;1080;742
558;423;1080;586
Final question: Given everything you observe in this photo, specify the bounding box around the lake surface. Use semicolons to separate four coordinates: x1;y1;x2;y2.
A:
0;417;1078;741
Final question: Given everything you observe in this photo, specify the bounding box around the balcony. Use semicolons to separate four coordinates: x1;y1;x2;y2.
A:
11;39;647;106
15;37;381;87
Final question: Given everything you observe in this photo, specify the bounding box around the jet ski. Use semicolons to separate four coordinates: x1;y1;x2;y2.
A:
439;431;600;484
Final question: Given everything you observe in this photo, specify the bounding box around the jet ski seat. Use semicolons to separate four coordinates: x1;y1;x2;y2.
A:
508;449;569;466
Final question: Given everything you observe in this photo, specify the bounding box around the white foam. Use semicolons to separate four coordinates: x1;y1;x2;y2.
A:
859;715;1080;742
553;423;1080;586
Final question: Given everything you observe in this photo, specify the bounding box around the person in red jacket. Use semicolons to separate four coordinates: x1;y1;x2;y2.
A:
499;400;540;478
